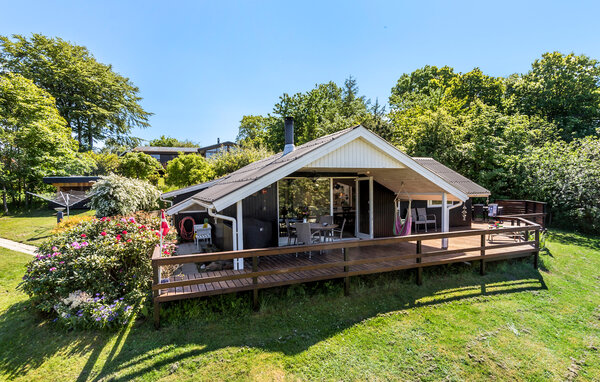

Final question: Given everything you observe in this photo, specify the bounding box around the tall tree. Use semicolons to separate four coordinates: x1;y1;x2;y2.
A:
0;72;92;211
148;135;199;147
0;34;152;150
508;52;600;140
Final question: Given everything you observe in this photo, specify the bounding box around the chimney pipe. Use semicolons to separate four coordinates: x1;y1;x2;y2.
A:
217;137;220;144
283;117;295;155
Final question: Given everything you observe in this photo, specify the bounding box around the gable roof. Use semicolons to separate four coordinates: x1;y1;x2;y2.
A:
166;126;478;214
160;179;221;199
413;158;491;197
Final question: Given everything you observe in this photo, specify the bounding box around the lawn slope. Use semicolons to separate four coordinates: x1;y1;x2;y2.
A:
0;231;598;381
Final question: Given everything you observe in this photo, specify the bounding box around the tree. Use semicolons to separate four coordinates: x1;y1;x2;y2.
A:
0;72;93;212
0;34;151;150
148;135;199;147
86;151;120;175
389;65;457;111
116;152;162;183
88;174;160;217
509;52;600;140
446;68;505;110
209;146;273;178
165;154;213;188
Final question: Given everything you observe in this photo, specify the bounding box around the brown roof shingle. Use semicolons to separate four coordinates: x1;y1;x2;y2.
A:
413;157;490;197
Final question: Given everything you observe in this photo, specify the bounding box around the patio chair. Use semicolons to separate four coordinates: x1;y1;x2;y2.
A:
412;208;427;233
331;218;346;240
417;208;437;232
285;218;297;245
318;215;334;240
193;224;212;249
295;222;320;258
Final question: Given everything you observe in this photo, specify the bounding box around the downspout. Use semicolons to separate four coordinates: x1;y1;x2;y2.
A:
192;200;238;252
159;194;174;206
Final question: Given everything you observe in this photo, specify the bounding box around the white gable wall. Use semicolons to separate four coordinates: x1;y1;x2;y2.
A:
305;137;405;169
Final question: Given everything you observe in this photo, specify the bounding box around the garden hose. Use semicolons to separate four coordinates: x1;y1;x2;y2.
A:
178;216;196;241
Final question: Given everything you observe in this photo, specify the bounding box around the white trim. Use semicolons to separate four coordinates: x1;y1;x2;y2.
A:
356;177;371;239
235;200;244;270
329;177;334;216
442;193;449;249
355;178;359;237
427;200;456;208
369;176;374;239
208;126;469;212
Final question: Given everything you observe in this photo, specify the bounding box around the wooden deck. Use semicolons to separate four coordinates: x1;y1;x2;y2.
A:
151;218;541;327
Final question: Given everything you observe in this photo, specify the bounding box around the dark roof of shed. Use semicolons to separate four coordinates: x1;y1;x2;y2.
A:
413;158;491;197
133;146;199;154
191;127;357;203
43;176;100;184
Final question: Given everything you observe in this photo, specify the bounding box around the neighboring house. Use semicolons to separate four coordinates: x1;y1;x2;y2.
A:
41;176;100;209
163;118;491;262
133;139;238;166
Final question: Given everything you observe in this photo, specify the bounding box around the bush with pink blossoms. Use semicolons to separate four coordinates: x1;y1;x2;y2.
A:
20;213;176;329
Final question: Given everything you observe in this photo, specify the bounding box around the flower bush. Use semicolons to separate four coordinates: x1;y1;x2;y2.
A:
88;174;160;217
20;213;175;329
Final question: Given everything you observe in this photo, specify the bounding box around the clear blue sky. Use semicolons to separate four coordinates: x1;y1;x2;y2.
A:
1;0;598;146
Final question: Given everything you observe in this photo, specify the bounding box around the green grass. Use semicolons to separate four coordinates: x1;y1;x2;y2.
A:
0;231;599;381
0;209;94;246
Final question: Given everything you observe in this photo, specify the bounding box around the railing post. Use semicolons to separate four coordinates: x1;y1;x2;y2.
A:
533;229;539;269
152;261;160;329
416;240;422;286
343;247;350;296
252;256;259;311
480;234;486;275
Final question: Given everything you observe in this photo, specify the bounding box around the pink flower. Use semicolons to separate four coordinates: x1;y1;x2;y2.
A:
52;246;58;251
81;234;87;238
116;235;121;241
126;239;132;243
49;267;57;272
100;231;107;236
121;218;127;223
59;261;65;264
81;242;89;247
163;250;170;255
128;217;136;223
122;230;127;235
71;242;81;249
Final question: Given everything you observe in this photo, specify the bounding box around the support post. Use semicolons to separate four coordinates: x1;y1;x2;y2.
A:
235;200;244;270
441;193;449;249
252;256;259;311
369;177;374;239
416;240;422;285
330;177;334;216
343;248;350;296
533;229;539;269
480;234;486;275
152;262;160;329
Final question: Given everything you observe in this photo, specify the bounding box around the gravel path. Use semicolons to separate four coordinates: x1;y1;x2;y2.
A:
0;237;37;255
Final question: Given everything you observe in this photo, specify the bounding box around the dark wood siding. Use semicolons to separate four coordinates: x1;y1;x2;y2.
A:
217;182;278;250
373;181;396;237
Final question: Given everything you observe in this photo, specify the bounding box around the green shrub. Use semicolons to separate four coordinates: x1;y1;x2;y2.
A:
117;152;162;183
88;174;160;218
20;213;176;329
165;153;213;188
209;146;272;178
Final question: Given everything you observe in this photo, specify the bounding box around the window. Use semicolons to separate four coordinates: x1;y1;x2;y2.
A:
427;200;456;208
150;154;160;160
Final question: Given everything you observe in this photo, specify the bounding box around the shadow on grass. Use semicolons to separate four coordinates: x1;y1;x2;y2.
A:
548;230;600;251
0;257;548;381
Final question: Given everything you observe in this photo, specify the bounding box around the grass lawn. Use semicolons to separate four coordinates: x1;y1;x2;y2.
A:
0;231;599;381
0;209;94;246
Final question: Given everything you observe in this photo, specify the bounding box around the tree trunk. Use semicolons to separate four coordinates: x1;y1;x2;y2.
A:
2;184;7;214
88;126;93;151
24;182;28;209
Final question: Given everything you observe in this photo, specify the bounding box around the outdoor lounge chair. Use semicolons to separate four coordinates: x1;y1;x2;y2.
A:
295;222;320;258
412;208;427;233
417;208;437;232
193;224;212;249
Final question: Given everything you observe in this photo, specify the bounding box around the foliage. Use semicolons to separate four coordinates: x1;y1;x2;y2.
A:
520;135;600;234
508;52;600;140
52;214;94;233
0;72;93;212
86;151;120;175
237;77;387;151
116;152;162;183
165;154;214;188
209;145;272;178
148;135;199;147
19;214;175;328
0;33;151;150
88;174;160;217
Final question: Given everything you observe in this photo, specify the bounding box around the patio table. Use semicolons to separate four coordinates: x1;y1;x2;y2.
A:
291;222;339;242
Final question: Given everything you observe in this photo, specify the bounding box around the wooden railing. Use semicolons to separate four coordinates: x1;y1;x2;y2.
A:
151;217;540;328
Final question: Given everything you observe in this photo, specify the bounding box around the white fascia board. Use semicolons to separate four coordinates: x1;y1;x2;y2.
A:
356;127;469;201
166;198;213;215
211;126;468;211
211;128;364;211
